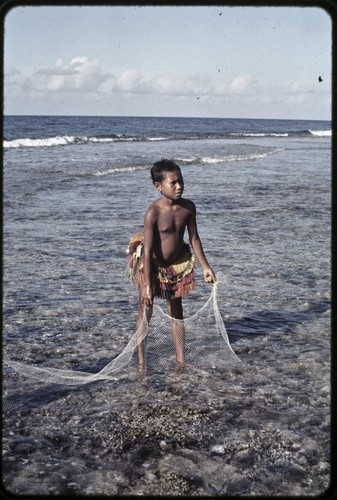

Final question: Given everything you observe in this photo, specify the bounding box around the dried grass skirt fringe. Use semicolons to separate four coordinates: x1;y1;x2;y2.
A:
126;232;195;300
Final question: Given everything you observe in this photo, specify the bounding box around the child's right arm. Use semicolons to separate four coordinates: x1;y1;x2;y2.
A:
142;208;156;306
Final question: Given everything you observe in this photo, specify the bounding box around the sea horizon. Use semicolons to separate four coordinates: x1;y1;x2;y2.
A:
4;112;332;121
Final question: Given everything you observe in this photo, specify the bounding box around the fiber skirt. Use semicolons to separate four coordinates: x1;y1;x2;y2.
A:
126;232;195;300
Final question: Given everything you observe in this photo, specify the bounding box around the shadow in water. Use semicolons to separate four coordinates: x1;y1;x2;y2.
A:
226;299;330;341
3;380;105;414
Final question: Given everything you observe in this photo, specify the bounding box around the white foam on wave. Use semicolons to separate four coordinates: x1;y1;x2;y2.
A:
230;132;288;138
147;137;169;141
93;165;149;176
3;136;87;148
200;148;284;164
200;154;258;164
3;134;141;149
176;148;283;166
89;137;117;143
309;129;331;137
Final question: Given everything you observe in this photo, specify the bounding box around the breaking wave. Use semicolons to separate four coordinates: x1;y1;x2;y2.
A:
3;129;331;149
3;134;142;149
92;148;284;177
308;129;331;137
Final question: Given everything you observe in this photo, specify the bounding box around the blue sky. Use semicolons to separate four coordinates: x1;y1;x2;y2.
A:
4;5;332;119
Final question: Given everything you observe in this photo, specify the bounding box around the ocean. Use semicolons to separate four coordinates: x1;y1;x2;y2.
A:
3;115;331;496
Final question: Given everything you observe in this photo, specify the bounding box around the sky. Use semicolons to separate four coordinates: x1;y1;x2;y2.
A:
3;5;332;120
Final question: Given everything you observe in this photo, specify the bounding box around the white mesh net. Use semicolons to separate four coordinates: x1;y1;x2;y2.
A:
3;272;239;411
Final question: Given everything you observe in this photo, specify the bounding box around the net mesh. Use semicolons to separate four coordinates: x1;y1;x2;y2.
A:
3;272;239;411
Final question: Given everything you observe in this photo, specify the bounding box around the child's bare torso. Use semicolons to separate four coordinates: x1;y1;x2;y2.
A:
149;199;193;264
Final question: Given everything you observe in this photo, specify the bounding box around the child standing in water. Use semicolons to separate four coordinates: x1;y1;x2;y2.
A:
127;159;216;371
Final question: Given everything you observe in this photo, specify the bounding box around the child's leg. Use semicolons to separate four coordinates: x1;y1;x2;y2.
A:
136;288;152;370
166;298;185;365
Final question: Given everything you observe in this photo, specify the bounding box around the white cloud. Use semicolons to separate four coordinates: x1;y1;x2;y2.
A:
5;56;330;120
284;79;316;95
228;74;252;94
4;65;23;99
115;69;144;92
113;70;210;97
149;74;209;96
5;64;21;77
21;56;113;93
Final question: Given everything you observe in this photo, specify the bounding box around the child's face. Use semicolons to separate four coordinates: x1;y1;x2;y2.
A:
157;169;184;200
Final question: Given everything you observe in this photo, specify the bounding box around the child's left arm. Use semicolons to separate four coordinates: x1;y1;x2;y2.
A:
187;203;216;283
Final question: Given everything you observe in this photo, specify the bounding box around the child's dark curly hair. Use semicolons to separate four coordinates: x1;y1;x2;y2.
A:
150;159;181;183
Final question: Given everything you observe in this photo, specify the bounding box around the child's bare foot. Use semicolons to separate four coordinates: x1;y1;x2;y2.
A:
137;362;146;374
175;360;187;373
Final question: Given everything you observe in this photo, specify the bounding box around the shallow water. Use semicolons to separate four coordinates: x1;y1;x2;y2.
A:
3;117;331;495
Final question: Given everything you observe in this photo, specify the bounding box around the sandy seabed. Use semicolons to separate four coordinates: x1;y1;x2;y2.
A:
3;312;331;497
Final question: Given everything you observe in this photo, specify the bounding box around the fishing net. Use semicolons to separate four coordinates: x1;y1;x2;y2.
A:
3;272;239;411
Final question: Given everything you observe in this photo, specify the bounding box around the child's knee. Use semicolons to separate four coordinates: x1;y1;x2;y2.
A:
167;298;183;318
